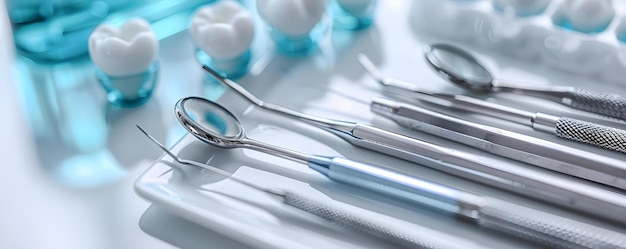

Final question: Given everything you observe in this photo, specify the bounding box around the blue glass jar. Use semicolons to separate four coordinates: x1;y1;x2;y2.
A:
196;49;251;79
95;62;159;107
268;19;328;56
7;0;214;62
331;0;378;30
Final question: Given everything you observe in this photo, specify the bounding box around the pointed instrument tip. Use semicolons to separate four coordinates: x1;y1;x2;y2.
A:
136;125;179;162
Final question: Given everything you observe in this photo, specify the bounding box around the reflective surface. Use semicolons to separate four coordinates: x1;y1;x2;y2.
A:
178;97;243;139
7;0;214;61
4;0;626;248
424;43;494;92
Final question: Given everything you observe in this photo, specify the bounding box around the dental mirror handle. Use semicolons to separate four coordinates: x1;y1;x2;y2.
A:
307;156;626;249
565;88;626;120
495;81;626;120
279;192;489;249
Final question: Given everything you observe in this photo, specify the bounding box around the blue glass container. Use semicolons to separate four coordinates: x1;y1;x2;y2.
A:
268;18;328;56
331;0;377;30
95;61;159;107
195;49;251;79
6;0;214;62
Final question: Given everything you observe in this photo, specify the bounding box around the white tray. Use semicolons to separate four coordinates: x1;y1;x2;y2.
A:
135;1;626;248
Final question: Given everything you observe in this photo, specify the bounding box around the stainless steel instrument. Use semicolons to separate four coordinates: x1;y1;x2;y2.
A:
423;43;626;120
137;125;487;249
202;65;626;225
372;97;626;190
165;98;626;249
359;53;626;189
360;52;626;153
403;91;626;153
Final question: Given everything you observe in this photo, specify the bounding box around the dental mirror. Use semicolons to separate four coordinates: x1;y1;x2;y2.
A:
424;44;494;92
176;97;245;147
175;96;310;161
423;43;626;120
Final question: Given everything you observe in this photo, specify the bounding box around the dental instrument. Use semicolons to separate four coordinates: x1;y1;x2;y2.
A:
202;64;626;225
392;86;626;154
423;43;626;120
358;53;626;189
137;125;489;249
371;96;626;190
172;100;626;249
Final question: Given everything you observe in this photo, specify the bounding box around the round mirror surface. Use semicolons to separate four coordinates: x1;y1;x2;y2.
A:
180;97;243;140
425;44;494;90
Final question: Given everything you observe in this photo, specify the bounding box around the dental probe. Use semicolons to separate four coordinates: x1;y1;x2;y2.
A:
358;53;626;188
138;125;626;249
202;64;626;225
136;125;488;249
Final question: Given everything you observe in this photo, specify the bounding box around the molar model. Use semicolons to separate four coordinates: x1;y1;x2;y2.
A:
257;0;327;55
190;1;254;79
89;18;159;107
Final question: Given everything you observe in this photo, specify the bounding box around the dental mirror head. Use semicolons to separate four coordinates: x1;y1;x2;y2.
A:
175;97;245;147
424;44;494;92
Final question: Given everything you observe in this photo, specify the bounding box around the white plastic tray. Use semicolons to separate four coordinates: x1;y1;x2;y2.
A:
135;1;626;248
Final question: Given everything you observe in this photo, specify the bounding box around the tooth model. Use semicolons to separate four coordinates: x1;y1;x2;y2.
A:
564;0;614;33
332;0;377;30
190;1;254;79
257;0;327;55
89;18;159;107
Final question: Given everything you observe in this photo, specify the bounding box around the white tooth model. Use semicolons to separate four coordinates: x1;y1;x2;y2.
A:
89;18;158;77
190;1;254;78
565;0;614;33
190;1;254;61
89;18;159;107
257;0;327;54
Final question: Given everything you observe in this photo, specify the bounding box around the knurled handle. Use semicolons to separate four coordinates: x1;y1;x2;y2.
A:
555;117;626;153
478;197;626;249
569;89;626;120
282;192;488;249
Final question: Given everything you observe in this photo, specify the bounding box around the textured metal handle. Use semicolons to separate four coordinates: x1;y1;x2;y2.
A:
569;89;626;120
478;197;626;249
555;117;626;153
282;192;488;249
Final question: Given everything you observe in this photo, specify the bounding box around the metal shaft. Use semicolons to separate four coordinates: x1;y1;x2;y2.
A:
307;154;626;249
371;98;626;188
370;97;626;223
138;125;491;249
383;86;626;153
